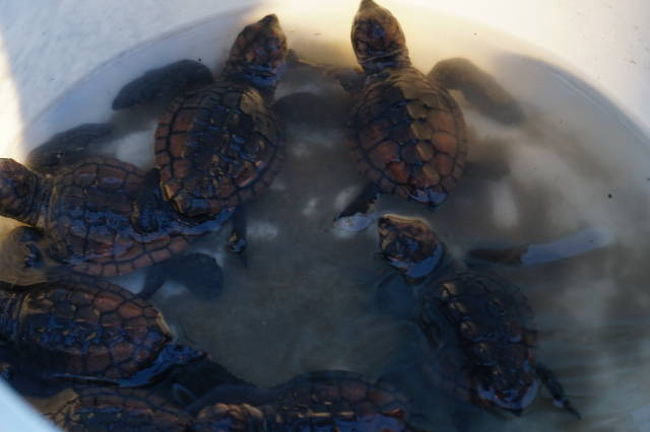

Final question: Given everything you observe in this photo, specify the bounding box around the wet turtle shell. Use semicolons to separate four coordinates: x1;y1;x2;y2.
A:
376;214;549;415
194;371;415;432
0;156;222;280
44;387;191;432
155;80;282;218
147;15;286;220
417;271;539;413
0;277;172;382
350;63;467;207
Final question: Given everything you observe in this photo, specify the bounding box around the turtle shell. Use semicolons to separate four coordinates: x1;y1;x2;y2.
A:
45;387;190;432
193;371;413;432
350;67;467;206
417;271;539;412
269;371;411;432
0;277;172;382
43;157;201;277
154;79;283;219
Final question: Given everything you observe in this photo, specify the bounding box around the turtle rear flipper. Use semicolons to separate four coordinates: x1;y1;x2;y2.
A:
428;58;525;125
25;123;113;172
112;60;214;110
535;364;581;419
226;206;248;266
140;252;224;300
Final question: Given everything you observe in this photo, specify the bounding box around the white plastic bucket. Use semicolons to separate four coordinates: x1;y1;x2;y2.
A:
0;1;648;431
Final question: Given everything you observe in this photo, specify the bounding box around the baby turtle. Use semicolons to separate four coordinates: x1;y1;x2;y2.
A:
191;370;420;432
0;123;228;285
292;0;523;230
376;214;580;418
42;371;420;432
0;277;203;387
112;14;290;255
42;387;192;432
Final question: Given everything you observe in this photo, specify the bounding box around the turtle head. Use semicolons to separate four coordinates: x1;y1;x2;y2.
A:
224;14;288;90
352;0;411;74
377;214;446;281
0;159;43;225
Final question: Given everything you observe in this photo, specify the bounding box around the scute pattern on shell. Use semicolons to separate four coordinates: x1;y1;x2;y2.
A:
0;278;171;381
194;372;413;432
270;371;411;432
417;271;538;410
47;388;190;432
350;67;467;206
44;157;192;277
155;80;283;218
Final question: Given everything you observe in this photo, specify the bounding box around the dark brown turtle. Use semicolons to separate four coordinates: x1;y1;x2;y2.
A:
376;214;580;418
42;387;192;432
291;0;523;230
112;14;290;256
192;371;421;432
0;123;227;290
0;277;204;387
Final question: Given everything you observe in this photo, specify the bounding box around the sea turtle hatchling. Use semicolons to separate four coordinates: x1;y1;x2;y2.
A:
41;387;192;432
0;276;204;387
41;371;423;432
191;370;422;432
112;14;291;256
0;123;230;292
375;214;581;418
291;0;524;230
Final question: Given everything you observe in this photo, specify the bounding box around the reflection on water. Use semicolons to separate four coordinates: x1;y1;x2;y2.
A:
3;4;650;432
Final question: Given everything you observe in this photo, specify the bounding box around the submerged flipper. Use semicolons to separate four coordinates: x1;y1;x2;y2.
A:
26;123;113;172
112;60;214;110
467;227;612;267
286;49;366;96
140;252;223;300
429;58;525;125
335;182;380;232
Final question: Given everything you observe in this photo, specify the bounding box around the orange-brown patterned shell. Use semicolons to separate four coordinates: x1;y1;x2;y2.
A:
350;67;467;206
154;80;283;219
46;387;190;432
194;371;413;432
417;271;539;412
44;157;196;277
270;371;411;430
0;278;171;381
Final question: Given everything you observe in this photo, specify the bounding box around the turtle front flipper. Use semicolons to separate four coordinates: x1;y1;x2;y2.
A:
428;58;525;125
535;364;581;419
467;227;612;267
334;182;380;232
112;60;214;110
287;49;366;96
140;252;223;300
25;123;113;173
